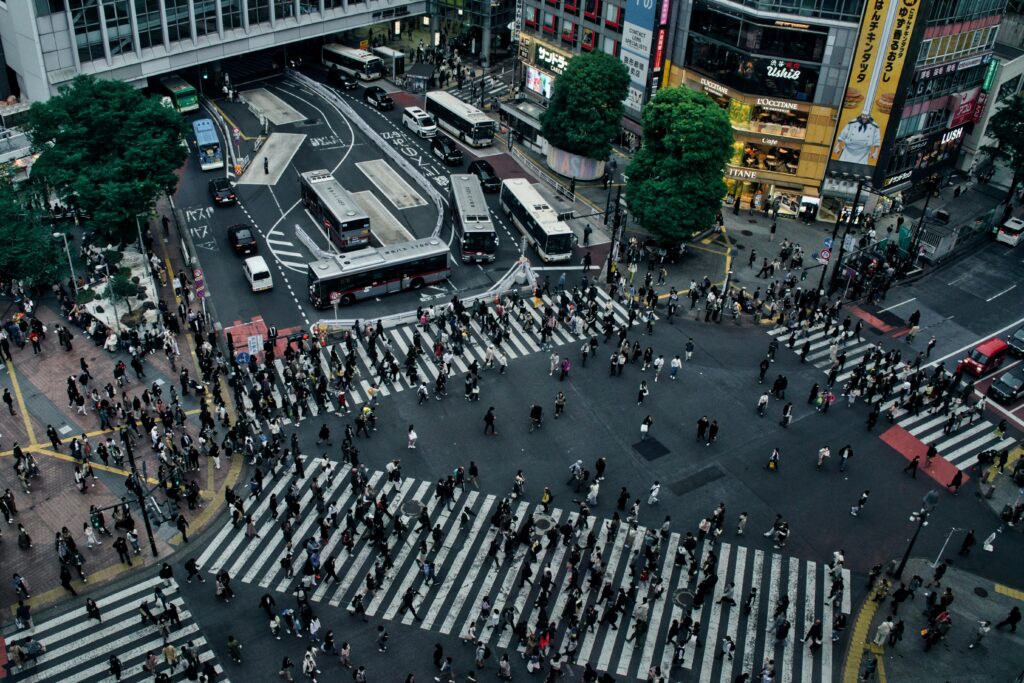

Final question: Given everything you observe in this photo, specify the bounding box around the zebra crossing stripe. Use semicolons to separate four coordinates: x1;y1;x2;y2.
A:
740;549;766;675
799;561;817;681
781;557;800;683
697;542;732;681
717;545;747;682
594;526;647;672
638;532;679;677
575;524;628;665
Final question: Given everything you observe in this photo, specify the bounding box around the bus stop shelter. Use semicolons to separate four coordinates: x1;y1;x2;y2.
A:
405;63;435;92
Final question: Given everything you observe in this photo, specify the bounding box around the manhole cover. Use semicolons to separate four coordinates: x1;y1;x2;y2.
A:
673;589;693;608
741;230;754;236
974;587;989;598
534;514;555;533
401;500;424;517
734;244;745;251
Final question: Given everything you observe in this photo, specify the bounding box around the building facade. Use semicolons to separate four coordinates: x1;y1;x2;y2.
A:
430;0;515;67
664;0;863;218
0;0;426;103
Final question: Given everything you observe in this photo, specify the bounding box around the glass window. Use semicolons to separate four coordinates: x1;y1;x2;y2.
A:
275;0;296;19
581;27;595;50
561;21;577;44
35;0;67;15
543;11;557;32
249;0;271;25
222;0;243;30
728;102;808;139
602;36;618;55
730;140;802;175
165;0;191;44
583;0;600;20
689;0;827;63
69;0;105;63
135;0;163;49
685;34;819;100
195;0;218;37
103;0;133;56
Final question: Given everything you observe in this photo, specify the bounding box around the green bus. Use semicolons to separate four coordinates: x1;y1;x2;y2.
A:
158;75;198;113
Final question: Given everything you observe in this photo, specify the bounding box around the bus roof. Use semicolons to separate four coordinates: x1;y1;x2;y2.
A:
300;170;368;220
323;44;380;61
451;175;491;220
159;75;193;91
426;91;492;124
502;178;573;234
192;119;219;145
309;238;449;277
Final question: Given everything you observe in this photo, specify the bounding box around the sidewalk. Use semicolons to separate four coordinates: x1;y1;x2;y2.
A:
0;205;241;615
843;558;1024;682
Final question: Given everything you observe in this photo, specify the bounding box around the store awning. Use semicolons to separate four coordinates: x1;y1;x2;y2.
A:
406;63;435;80
500;101;542;127
621;116;643;136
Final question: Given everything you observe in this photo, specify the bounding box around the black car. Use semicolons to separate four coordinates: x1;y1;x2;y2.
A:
431;135;463;166
208;177;237;206
363;86;394;111
1008;325;1024;356
468;159;500;192
988;367;1024;403
226;224;258;256
327;67;358;90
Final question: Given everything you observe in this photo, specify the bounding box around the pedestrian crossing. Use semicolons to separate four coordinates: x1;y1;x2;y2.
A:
195;463;850;681
4;577;228;682
239;286;639;423
446;77;511;105
766;322;1017;472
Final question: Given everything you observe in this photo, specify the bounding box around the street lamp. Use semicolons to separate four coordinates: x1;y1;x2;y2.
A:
53;232;78;294
893;489;940;579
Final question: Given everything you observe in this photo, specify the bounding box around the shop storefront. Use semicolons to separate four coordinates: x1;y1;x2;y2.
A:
681;72;834;216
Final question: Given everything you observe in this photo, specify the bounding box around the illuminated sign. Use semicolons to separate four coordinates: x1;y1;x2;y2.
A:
525;65;555;98
534;44;570;75
755;97;801;112
883;169;913;187
765;60;802;81
653;28;666;71
774;20;810;29
659;0;670;25
699;77;729;97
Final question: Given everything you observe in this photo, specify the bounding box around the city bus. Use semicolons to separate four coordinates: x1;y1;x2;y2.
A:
425;91;496;147
322;45;384;81
158;75;198;113
450;174;497;263
499;178;576;262
191;118;224;171
307;238;452;308
299;170;371;251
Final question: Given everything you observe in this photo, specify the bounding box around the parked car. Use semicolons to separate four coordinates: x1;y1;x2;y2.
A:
468;159;500;192
432;134;463;166
1008;324;1024;356
988;367;1024;403
363;86;394;111
227;224;258;256
208;177;237;206
957;337;1010;377
327;67;358;90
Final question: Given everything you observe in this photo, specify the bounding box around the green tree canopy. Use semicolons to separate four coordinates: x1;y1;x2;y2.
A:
24;75;188;243
981;92;1024;200
540;52;630;160
625;87;733;243
0;175;61;287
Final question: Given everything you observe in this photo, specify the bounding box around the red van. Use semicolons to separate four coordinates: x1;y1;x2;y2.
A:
957;337;1010;377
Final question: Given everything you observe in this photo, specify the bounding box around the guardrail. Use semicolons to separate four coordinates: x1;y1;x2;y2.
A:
313;258;538;336
510;145;574;203
286;70;447;239
296;226;333;261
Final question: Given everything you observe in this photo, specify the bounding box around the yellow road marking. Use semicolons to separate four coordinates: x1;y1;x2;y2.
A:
842;589;882;683
687;244;729;256
206;100;257;141
5;360;37;444
33;446;162;485
995;583;1024;601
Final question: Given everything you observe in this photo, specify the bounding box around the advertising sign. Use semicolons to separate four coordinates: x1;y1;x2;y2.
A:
525;65;555;99
948;87;980;128
829;0;926;182
620;0;659;113
534;43;571;75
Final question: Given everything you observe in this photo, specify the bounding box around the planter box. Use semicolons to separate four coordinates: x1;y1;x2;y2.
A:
545;145;605;181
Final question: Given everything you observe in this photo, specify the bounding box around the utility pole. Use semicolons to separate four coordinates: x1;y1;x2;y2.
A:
894;489;940;580
126;438;160;557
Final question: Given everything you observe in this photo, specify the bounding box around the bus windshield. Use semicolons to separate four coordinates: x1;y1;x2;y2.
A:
546;234;574;256
464;232;496;254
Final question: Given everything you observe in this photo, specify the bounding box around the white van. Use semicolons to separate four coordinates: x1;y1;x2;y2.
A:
242;255;274;292
997;217;1024;247
403;106;437;138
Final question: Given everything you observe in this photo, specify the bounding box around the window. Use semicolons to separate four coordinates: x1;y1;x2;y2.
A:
195;0;218;37
543;11;557;33
603;2;623;29
134;0;163;49
601;36;618;55
583;0;600;21
35;0;66;15
563;0;578;12
581;27;595;50
69;0;105;63
165;0;192;44
688;0;828;63
524;6;538;26
561;21;578;45
685;33;819;100
103;0;133;56
275;0;296;18
222;0;243;30
546;0;560;7
248;0;271;25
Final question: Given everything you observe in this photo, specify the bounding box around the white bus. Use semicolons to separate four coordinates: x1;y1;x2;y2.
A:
425;91;496;147
299;170;371;252
307;238;452;308
500;178;576;263
322;44;384;81
451;174;497;263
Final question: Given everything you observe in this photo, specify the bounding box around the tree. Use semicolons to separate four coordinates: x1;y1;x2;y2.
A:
981;92;1024;201
0;175;61;287
24;75;188;243
540;52;630;160
625;87;733;243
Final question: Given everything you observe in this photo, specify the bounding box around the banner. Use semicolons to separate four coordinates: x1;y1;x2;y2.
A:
828;0;924;180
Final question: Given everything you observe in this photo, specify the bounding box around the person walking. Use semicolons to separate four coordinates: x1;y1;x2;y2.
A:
648;481;660;505
706;420;719;446
967;620;991;649
850;490;869;517
872;616;893;646
903;456;920;478
958;529;975;556
484;407;497;435
227;635;243;663
407;425;417;449
640;415;653;440
995;606;1021;632
947;470;963;494
696;416;709;441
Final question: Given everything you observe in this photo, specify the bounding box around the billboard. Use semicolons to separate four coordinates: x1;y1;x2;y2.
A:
620;0;659;114
828;0;925;182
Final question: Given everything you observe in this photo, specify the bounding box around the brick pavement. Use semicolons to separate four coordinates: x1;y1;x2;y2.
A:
0;212;243;615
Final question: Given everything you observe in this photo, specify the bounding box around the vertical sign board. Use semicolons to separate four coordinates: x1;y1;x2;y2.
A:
827;0;928;187
620;0;659;114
